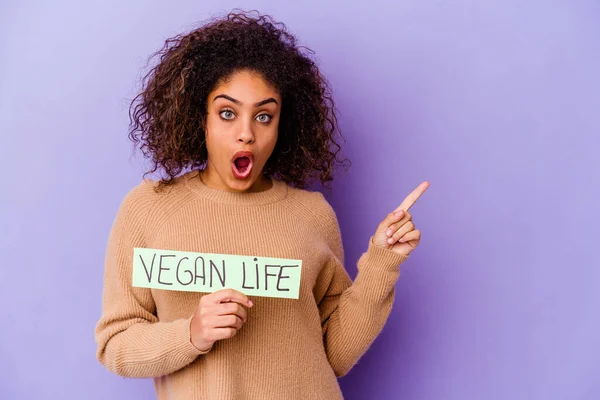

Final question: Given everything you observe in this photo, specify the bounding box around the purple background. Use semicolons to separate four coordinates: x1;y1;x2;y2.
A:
2;1;599;399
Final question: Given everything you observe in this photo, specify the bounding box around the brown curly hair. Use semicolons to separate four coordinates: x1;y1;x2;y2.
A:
128;9;350;191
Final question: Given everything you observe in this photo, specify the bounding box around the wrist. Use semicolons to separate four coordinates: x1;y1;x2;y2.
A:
191;338;213;353
189;314;213;352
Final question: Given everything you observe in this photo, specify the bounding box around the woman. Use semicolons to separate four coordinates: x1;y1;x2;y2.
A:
95;10;428;399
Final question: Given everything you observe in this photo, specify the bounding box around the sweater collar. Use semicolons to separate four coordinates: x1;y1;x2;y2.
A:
184;170;288;206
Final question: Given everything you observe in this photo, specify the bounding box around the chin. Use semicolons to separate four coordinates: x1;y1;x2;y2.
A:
225;173;259;192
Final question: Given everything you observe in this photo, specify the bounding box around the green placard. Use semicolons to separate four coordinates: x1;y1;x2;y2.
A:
132;247;302;299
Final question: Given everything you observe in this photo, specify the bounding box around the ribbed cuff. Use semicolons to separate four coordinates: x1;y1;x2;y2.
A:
353;237;408;299
358;236;409;273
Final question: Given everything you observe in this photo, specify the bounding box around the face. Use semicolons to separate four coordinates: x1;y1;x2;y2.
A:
202;69;281;193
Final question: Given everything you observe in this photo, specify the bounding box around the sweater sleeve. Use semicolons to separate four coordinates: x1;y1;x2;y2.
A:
316;198;409;377
94;184;207;379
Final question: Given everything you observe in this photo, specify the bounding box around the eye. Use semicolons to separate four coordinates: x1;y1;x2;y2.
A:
256;114;272;123
220;110;235;120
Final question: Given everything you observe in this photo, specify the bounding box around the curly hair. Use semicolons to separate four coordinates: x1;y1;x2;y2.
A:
128;9;350;191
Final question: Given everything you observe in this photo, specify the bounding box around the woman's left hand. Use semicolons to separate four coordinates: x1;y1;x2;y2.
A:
372;181;430;256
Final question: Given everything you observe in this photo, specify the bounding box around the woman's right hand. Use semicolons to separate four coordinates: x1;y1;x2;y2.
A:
190;288;254;352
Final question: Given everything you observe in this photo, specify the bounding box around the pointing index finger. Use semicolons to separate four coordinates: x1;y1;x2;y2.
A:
394;181;430;212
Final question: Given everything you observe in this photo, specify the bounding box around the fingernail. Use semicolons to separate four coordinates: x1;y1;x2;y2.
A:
399;238;405;243
386;229;392;236
248;300;253;307
387;237;394;244
395;210;403;217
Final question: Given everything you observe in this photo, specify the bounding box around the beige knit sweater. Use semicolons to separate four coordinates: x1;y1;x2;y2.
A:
95;170;408;399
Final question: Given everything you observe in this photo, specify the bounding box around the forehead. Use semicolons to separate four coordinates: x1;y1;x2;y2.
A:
211;70;280;101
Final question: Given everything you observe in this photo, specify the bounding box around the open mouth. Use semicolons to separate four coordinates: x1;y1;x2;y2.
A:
232;151;254;180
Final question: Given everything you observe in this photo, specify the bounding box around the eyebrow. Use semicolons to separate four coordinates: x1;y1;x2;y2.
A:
213;94;279;107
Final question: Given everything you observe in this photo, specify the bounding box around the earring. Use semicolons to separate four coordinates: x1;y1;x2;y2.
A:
281;144;292;155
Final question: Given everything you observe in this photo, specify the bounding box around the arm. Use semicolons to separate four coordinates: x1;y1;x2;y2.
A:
94;186;206;379
316;200;409;377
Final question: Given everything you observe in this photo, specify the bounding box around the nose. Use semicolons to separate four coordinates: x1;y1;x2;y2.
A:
237;122;255;145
